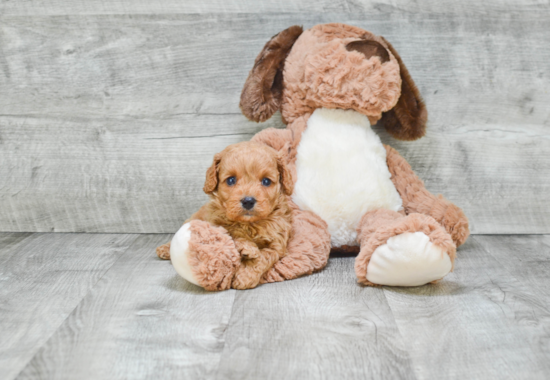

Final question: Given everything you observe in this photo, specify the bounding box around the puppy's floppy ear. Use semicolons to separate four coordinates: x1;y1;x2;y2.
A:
240;25;303;123
203;153;222;194
276;145;294;196
380;37;428;141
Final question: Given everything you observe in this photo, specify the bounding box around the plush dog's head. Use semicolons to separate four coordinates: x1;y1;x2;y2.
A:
203;141;293;223
240;23;428;141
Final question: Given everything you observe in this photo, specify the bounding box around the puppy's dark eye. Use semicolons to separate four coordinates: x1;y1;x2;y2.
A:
226;176;236;186
261;178;272;187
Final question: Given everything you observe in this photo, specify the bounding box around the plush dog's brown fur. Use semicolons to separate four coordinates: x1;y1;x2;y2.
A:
243;23;469;284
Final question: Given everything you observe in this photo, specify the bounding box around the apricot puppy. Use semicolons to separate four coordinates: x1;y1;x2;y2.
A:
187;141;294;289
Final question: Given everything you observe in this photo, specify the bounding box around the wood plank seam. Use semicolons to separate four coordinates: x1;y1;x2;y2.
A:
7;234;140;380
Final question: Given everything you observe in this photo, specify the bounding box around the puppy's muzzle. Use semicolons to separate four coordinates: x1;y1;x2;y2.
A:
241;197;256;210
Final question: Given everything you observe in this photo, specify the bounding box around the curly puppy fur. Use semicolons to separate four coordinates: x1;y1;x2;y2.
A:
191;141;294;289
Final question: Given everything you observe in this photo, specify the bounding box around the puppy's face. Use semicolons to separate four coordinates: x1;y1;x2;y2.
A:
204;142;293;223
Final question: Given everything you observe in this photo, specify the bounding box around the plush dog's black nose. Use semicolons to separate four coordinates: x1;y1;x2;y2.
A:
241;197;256;210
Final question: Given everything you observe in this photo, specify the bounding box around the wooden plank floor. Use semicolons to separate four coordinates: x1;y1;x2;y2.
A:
1;233;549;379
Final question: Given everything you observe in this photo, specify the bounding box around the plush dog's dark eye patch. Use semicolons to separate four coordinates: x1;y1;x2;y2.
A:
261;178;272;187
226;176;236;186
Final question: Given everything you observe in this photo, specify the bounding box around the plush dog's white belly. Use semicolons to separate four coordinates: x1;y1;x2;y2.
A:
292;108;403;247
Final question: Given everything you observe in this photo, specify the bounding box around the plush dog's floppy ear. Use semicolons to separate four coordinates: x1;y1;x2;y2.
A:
203;153;222;194
276;148;294;196
240;25;303;123
379;37;428;141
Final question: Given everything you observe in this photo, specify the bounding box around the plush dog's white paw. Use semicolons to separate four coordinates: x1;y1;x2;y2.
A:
170;223;200;286
366;232;452;286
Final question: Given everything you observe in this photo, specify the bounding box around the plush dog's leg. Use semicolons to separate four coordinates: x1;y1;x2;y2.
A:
355;209;456;287
156;202;212;260
169;220;240;291
261;201;331;283
385;145;470;247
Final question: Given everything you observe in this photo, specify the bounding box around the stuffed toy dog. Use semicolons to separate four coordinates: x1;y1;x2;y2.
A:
161;23;469;290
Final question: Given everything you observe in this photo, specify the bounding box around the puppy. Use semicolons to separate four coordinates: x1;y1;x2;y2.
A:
187;141;294;289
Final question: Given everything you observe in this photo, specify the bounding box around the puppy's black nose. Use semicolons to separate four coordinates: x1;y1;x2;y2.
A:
241;197;256;210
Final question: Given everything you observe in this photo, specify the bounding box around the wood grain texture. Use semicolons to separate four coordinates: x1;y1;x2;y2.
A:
1;233;549;379
1;10;549;233
0;232;33;259
383;237;550;379
0;232;137;380
474;235;550;300
2;13;549;120
216;258;415;380
15;234;237;380
1;115;548;234
0;114;280;233
1;0;549;15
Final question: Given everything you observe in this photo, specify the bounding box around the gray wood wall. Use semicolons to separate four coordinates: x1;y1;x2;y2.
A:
1;1;549;234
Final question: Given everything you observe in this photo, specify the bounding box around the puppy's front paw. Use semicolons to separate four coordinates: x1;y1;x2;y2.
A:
232;267;261;290
235;239;260;259
156;243;171;260
241;246;260;259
